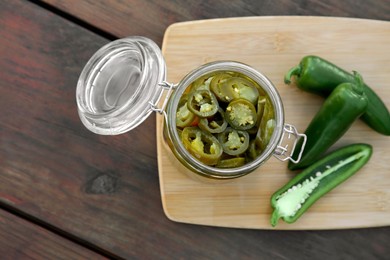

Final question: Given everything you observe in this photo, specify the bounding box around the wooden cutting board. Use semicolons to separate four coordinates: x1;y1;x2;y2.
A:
156;16;390;230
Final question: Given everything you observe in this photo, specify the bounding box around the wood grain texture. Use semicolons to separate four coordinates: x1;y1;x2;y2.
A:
0;1;166;258
39;0;390;46
158;16;390;229
1;0;390;259
0;209;107;259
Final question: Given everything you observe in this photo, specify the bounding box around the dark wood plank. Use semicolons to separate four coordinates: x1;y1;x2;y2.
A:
0;209;107;259
1;0;390;259
39;0;390;45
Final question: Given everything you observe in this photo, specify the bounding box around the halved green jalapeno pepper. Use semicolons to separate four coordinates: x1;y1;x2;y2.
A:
218;127;250;156
181;127;223;165
198;107;228;134
187;89;219;118
176;94;197;128
289;72;368;170
271;143;372;227
284;55;390;135
225;98;257;130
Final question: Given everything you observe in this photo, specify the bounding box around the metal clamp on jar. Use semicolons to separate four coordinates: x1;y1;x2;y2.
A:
76;36;306;181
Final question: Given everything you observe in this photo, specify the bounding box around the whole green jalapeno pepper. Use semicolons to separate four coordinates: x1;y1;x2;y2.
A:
271;143;372;227
288;72;368;170
284;55;390;135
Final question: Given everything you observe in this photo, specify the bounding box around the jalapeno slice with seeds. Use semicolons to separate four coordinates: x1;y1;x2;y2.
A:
210;72;236;102
225;98;257;130
221;77;259;104
181;127;223;165
176;94;197;128
198;107;228;134
218;127;250;156
187;89;219;118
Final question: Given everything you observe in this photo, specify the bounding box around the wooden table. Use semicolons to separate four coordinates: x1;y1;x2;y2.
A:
1;0;389;259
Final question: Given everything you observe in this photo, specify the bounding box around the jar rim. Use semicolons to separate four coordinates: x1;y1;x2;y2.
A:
166;61;285;178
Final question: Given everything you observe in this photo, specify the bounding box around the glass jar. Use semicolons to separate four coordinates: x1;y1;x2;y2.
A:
76;36;306;181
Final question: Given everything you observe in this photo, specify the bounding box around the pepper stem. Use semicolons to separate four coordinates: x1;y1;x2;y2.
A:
284;65;301;85
351;71;364;95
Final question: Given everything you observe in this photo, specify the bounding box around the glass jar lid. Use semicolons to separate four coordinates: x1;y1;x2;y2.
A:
76;36;166;135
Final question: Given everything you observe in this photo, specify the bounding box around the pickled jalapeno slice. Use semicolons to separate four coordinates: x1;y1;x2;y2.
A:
176;94;197;128
181;127;223;165
187;89;219;118
198;107;228;134
177;128;183;139
216;157;246;168
261;118;276;151
218;127;250;156
247;138;262;161
225;98;257;130
190;74;214;92
210;72;235;102
256;96;267;126
221;77;259;104
247;95;267;135
257;97;275;150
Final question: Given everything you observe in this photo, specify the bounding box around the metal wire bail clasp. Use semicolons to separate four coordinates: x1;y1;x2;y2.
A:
149;81;177;117
273;124;307;163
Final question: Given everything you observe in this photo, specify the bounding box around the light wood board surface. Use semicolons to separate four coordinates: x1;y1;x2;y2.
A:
156;16;390;230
